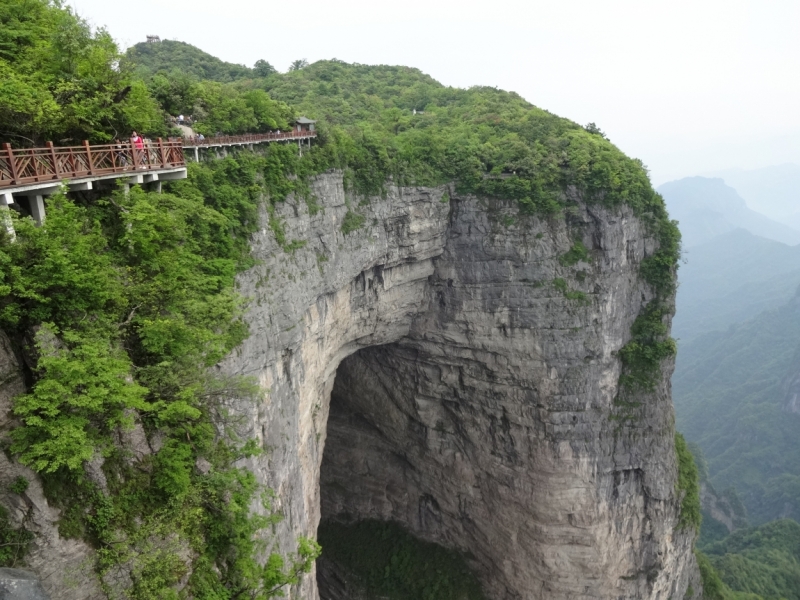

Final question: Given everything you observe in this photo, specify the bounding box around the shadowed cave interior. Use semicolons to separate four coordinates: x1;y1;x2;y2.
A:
316;344;486;600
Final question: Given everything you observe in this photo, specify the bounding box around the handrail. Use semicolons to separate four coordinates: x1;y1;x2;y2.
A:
0;139;185;189
181;130;317;147
0;130;318;189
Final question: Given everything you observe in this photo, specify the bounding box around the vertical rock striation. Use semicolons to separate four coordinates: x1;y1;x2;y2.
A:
223;172;699;599
0;170;699;598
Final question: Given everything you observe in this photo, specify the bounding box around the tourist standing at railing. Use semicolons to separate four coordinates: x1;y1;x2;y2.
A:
114;139;130;168
131;132;145;168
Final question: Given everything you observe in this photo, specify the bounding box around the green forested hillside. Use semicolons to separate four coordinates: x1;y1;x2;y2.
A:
0;0;163;144
703;519;800;599
674;289;800;524
127;39;258;82
673;229;800;343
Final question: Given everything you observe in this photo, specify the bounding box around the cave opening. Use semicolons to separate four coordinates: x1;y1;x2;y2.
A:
316;344;486;600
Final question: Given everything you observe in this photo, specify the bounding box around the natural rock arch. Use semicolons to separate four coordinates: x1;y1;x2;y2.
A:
223;172;700;599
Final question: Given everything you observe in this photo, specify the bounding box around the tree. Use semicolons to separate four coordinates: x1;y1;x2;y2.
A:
0;0;165;144
585;122;608;139
254;59;276;77
288;58;308;72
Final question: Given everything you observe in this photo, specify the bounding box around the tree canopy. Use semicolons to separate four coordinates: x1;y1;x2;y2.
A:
0;0;163;145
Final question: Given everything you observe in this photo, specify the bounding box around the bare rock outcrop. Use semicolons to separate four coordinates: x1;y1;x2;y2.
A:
223;172;700;599
0;171;700;598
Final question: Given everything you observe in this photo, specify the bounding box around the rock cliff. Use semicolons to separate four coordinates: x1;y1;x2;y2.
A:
0;171;700;598
225;172;700;599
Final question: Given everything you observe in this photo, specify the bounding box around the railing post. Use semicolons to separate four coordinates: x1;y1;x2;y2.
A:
47;142;58;179
4;144;19;184
83;140;94;175
131;141;140;170
157;138;166;167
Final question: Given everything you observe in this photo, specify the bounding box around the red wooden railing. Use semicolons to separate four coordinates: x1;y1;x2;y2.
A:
0;139;185;189
0;130;317;189
181;130;317;147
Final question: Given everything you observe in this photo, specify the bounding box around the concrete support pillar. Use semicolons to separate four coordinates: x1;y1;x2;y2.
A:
28;195;46;225
151;181;162;194
194;147;199;162
1;192;16;241
122;183;131;196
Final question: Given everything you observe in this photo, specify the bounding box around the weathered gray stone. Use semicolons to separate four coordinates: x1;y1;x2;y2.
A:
0;568;49;600
220;172;701;599
0;332;104;600
0;171;701;598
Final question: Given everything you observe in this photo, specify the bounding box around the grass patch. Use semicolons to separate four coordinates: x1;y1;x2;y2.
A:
552;278;588;304
341;210;366;235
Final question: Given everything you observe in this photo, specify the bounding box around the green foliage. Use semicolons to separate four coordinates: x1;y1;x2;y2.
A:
253;59;276;78
0;0;164;144
318;520;485;600
341;210;365;235
559;241;589;266
0;505;33;567
675;433;702;530
673;289;800;524
191;82;292;136
552;278;588;303
618;302;677;391
9;476;29;494
126;40;255;83
703;519;800;599
696;551;730;600
0;156;318;597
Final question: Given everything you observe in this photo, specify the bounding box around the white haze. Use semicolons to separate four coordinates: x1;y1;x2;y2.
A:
68;0;800;186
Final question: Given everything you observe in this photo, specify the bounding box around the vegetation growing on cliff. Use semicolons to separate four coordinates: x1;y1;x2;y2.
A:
0;155;319;592
676;433;702;530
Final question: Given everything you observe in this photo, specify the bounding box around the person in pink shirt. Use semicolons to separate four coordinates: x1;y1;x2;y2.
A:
131;131;145;167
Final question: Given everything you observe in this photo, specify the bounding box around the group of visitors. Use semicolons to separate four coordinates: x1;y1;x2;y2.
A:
174;114;194;126
112;132;149;168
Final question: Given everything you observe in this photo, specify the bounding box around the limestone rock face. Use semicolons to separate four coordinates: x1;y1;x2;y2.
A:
223;172;700;599
0;568;50;600
0;171;700;598
0;332;104;600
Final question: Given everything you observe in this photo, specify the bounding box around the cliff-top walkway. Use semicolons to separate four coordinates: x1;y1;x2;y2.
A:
0;128;317;229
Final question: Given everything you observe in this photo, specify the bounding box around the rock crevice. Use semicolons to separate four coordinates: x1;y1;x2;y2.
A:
0;171;699;599
225;172;698;599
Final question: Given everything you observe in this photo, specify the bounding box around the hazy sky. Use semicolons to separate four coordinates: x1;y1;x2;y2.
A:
68;0;800;185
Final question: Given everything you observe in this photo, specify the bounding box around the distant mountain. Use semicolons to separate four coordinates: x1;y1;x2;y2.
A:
674;229;800;343
673;289;800;524
658;176;800;247
705;163;800;226
126;40;255;82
